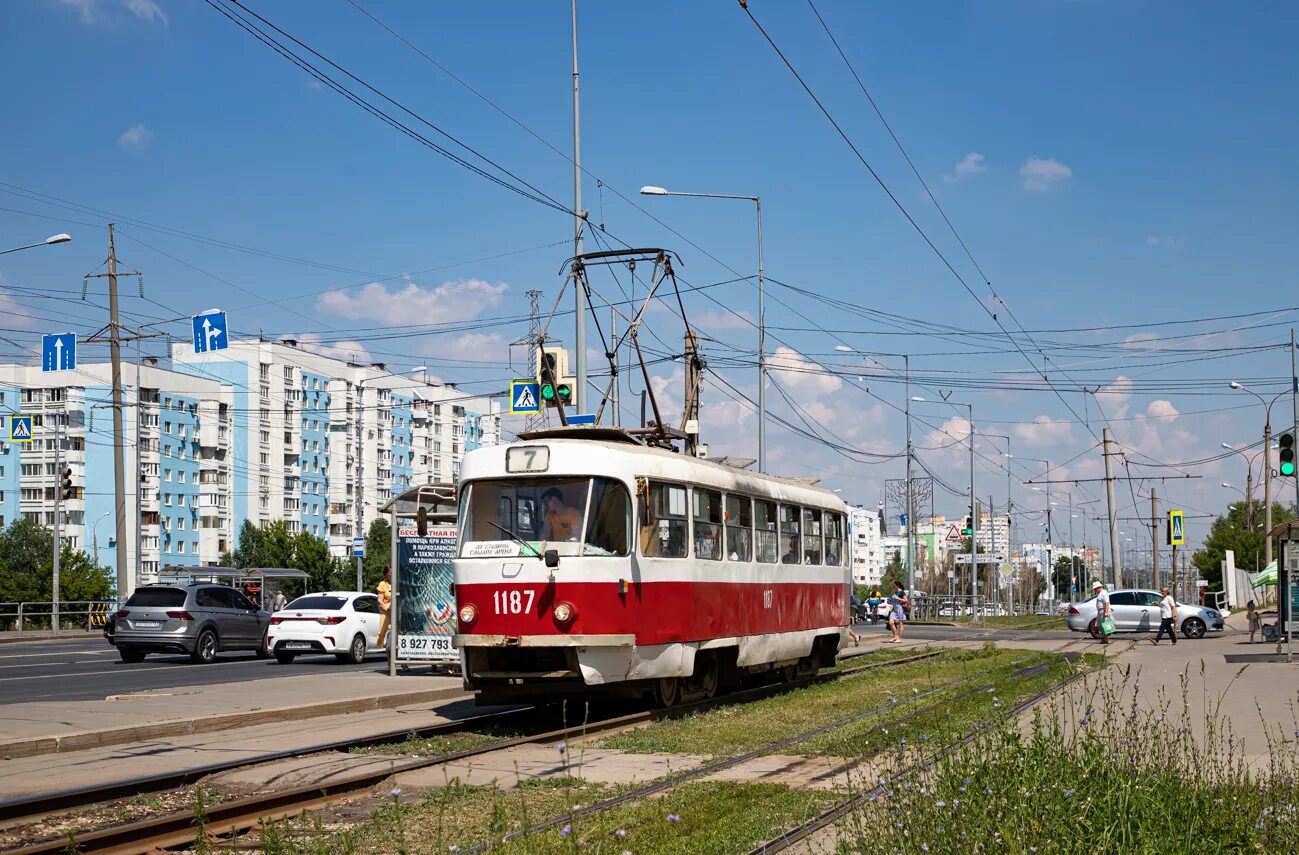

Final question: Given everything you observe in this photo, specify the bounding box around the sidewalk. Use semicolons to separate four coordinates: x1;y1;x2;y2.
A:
0;668;464;758
1054;610;1298;771
0;631;103;645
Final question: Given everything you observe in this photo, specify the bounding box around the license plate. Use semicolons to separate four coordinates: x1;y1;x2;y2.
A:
285;641;312;650
134;621;161;629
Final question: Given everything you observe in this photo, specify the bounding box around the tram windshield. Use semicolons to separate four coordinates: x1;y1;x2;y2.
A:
460;477;631;558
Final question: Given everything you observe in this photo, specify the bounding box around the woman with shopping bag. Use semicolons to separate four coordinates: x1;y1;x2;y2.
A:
1092;580;1114;646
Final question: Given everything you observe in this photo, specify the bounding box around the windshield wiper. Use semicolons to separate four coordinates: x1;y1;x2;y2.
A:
485;520;543;559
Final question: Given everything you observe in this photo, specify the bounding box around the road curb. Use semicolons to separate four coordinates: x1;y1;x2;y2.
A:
0;685;467;760
0;632;101;645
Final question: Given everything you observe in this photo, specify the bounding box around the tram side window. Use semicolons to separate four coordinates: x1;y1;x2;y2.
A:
754;499;778;563
779;505;801;565
642;482;688;558
724;494;753;561
802;508;823;565
694;489;724;561
824;512;845;566
584;478;631;557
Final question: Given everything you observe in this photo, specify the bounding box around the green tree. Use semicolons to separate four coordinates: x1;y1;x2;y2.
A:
293;530;337;593
231;520;264;569
1053;555;1084;599
0;518;112;606
260;520;296;569
1194;500;1294;589
362;518;392;591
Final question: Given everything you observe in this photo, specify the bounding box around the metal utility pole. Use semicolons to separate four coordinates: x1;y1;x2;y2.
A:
1103;427;1123;587
85;224;138;604
355;375;367;592
904;356;914;593
525;290;544;432
682;331;702;456
1293;328;1298;513
1151;488;1160;589
756;196;765;474
1265;418;1273;568
52;418;61;629
966;404;976;613
570;0;588;414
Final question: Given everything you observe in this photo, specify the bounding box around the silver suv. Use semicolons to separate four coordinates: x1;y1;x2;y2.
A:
113;584;272;664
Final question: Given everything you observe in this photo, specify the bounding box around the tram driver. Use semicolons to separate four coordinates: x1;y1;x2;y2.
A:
540;487;583;542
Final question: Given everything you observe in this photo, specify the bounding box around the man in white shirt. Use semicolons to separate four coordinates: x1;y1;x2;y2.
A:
1152;586;1178;646
1093;581;1111;646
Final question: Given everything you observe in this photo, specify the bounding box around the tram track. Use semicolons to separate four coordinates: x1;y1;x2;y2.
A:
0;646;945;855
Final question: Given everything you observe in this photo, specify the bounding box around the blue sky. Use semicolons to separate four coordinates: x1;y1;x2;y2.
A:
3;0;1298;560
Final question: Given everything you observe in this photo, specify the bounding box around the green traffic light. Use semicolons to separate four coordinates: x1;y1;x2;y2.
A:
541;384;556;400
1283;461;1296;477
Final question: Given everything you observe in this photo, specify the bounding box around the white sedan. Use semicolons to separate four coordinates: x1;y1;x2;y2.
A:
266;592;386;664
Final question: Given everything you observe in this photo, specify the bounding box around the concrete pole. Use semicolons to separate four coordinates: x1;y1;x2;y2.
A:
904;356;914;593
756;197;766;474
968;404;976;615
1151;488;1160;589
1264;419;1273;568
107;226;129;604
355;377;365;592
53;418;61;630
1104;427;1123;587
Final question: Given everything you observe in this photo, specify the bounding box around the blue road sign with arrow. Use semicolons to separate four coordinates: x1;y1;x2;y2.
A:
192;311;229;354
41;333;76;372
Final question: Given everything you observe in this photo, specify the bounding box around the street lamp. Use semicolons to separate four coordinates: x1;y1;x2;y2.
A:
641;184;765;472
1228;382;1288;566
0;233;72;255
911;396;977;610
91;511;112;566
1221;442;1267;528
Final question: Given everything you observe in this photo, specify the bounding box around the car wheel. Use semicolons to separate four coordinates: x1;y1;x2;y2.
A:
255;635;271;660
1087;618;1101;639
1182;617;1206;639
191;629;218;664
275;651;296;665
119;647;145;664
343;633;366;665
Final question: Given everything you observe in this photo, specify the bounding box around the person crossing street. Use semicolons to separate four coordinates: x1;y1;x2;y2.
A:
1151;586;1178;645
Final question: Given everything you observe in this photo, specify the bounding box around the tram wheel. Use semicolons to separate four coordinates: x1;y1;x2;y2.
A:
696;655;720;700
777;663;799;683
653;676;680;708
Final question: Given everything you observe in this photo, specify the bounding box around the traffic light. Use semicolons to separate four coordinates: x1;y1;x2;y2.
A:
60;467;74;500
1281;433;1296;478
961;515;973;536
537;347;575;409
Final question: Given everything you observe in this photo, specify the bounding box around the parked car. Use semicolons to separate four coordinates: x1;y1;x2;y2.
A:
850;594;868;623
113;584;272;663
265;592;386;664
1065;589;1224;639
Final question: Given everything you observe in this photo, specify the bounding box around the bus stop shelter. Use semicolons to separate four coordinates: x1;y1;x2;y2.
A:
156;566;310;610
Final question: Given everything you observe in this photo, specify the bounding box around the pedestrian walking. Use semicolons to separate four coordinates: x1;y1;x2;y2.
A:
886;580;909;643
272;589;288;612
1246;600;1261;643
1092;580;1112;646
1151;586;1178;646
377;566;393;648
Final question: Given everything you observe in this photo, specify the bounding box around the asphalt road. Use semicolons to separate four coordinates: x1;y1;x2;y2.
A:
0;637;386;704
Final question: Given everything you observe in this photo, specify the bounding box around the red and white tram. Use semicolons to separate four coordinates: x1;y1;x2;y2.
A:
453;428;850;706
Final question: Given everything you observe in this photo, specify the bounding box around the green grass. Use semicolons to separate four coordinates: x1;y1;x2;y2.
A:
948;614;1067;629
349;730;507;757
839;664;1299;854
599;646;1025;756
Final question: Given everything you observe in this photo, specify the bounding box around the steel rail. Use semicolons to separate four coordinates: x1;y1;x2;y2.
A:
2;647;948;855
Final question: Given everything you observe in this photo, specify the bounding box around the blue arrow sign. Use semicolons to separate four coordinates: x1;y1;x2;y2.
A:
41;333;76;372
510;381;541;415
567;413;596;425
191;311;229;354
8;416;33;443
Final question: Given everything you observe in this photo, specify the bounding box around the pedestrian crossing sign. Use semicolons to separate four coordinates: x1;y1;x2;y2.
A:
8;415;32;443
510;380;541;415
1167;509;1184;546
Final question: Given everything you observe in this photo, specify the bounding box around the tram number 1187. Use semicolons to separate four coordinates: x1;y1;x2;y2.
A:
493;589;537;615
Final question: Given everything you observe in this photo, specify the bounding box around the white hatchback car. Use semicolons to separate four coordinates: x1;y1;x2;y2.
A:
266;592;386;664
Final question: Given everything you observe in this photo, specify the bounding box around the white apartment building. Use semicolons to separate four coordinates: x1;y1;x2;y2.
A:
170;338;500;558
847;504;885;587
0;361;235;595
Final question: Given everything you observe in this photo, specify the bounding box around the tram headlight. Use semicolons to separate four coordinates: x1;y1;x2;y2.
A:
552;601;577;624
459;604;478;624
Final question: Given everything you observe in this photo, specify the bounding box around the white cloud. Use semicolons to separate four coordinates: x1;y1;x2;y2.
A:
117;123;154;151
1013;415;1075;447
293;333;371;365
57;0;166;25
0;290;36;329
1145;235;1180;249
943;152;987;183
1019;157;1072;191
766;346;842;398
317;278;507;326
